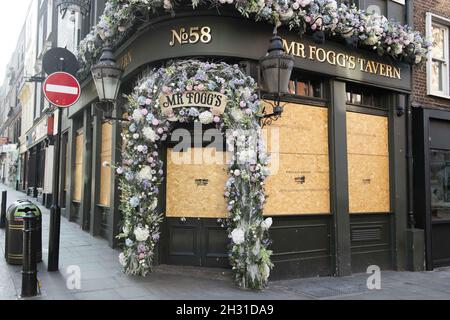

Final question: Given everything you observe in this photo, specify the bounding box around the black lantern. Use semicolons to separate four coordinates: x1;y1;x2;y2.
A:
91;47;125;121
259;27;294;126
56;0;91;16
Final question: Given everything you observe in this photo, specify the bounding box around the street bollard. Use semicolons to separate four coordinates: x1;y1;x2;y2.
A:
21;211;38;298
0;191;7;229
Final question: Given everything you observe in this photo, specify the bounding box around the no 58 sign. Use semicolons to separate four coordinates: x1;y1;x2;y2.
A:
170;26;212;46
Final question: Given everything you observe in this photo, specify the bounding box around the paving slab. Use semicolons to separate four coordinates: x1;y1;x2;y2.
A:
1;184;450;300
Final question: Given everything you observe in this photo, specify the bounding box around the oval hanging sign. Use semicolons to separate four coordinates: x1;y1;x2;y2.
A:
159;91;228;117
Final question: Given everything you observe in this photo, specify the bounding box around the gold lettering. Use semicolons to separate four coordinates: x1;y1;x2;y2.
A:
283;39;296;56
364;61;373;73
379;63;386;77
316;48;327;62
393;67;401;79
348;56;356;69
326;50;337;65
309;46;317;60
386;65;393;78
371;61;380;74
296;43;306;58
358;58;366;71
336;53;346;67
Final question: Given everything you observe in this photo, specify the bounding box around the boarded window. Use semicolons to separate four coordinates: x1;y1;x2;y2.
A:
166;148;229;218
347;112;390;213
264;103;330;216
99;123;112;206
73;131;84;202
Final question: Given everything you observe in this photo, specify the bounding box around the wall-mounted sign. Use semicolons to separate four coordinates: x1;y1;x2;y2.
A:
169;26;212;46
115;16;411;93
159;91;228;117
282;39;402;80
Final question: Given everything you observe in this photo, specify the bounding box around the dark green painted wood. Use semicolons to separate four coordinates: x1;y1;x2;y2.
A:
329;80;351;276
67;120;77;222
80;107;93;231
389;93;408;271
90;107;102;237
110;103;123;248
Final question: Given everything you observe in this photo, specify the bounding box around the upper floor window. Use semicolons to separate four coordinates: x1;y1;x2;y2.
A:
426;13;450;98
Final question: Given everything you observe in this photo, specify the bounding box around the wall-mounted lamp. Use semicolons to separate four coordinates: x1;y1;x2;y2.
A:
91;47;127;122
259;27;294;127
55;0;91;16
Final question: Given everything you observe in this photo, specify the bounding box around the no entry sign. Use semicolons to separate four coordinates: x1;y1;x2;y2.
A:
43;72;81;108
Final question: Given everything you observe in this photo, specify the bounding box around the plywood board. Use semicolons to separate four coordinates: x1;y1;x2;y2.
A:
99;123;112;206
166;148;229;218
73;132;84;202
263;103;330;216
347;112;390;213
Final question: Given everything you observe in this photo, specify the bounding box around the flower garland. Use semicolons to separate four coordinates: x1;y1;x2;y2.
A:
117;60;273;290
78;0;430;79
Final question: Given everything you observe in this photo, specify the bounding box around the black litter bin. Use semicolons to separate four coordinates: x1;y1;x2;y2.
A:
5;200;42;265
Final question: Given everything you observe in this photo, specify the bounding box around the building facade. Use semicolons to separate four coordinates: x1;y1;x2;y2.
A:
52;0;422;281
412;0;450;270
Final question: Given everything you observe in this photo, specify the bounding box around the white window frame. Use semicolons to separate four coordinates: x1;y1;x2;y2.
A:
426;12;450;99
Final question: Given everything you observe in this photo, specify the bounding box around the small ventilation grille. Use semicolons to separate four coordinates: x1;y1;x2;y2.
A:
351;227;382;242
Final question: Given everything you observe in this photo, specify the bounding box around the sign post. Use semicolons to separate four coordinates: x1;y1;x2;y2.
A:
43;71;80;272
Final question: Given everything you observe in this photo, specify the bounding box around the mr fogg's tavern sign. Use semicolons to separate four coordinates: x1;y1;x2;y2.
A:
159;91;228;117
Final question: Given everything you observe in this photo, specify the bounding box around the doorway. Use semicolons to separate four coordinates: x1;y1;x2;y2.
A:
162;147;230;268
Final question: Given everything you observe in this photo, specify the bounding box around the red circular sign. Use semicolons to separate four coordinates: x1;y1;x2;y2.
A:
43;72;81;108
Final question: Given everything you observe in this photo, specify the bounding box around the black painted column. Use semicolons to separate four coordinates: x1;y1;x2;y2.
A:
390;94;408;271
80;108;93;231
329;80;352;276
110;103;122;248
90;106;102;237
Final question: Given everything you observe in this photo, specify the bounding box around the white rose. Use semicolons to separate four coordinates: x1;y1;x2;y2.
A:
138;166;153;181
119;253;127;267
365;35;378;46
199;111;214;124
132;109;144;122
231;228;245;245
261;218;273;230
134;226;150;242
142;127;157;142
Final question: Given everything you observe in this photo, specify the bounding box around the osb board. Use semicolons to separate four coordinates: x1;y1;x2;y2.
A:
73;132;84;202
166;148;229;218
263;102;329;155
347;112;390;214
263;103;330;216
264;153;330;216
99;123;112;206
347;112;389;156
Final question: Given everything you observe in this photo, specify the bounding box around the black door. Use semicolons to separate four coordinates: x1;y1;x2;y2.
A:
162;218;229;268
430;149;450;267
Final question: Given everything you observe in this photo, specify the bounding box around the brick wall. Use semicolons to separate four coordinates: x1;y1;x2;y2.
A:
413;0;450;109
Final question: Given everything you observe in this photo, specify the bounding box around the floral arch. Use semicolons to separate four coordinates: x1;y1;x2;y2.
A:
116;60;274;290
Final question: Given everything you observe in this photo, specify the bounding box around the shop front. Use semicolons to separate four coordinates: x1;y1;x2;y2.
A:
68;12;411;280
413;107;450;269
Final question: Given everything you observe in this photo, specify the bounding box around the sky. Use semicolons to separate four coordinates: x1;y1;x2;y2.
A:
0;0;32;82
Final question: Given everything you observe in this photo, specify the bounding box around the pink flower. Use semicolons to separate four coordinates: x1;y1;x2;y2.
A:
213;116;221;123
186;84;193;91
139;253;145;260
152;119;160;126
157;128;164;135
197;84;205;91
240;101;247;108
245;108;252;115
234;169;241;177
145;98;152;105
141;109;148;116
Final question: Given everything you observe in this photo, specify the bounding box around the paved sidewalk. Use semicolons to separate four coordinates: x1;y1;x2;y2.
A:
1;184;450;300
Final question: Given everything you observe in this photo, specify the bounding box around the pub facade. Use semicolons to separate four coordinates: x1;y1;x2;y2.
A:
56;0;428;284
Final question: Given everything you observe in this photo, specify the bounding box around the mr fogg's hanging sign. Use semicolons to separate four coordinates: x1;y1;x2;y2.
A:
159;91;228;117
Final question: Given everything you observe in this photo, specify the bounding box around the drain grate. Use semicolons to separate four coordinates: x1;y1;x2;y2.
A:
283;279;370;299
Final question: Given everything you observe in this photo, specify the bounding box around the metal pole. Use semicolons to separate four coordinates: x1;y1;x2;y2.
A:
48;108;62;271
0;190;7;228
21;211;38;298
